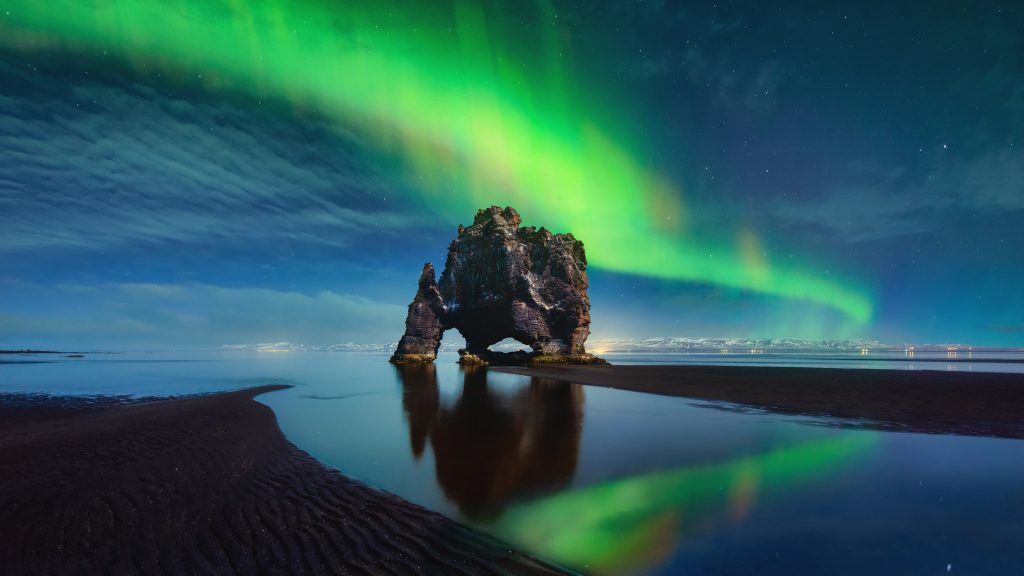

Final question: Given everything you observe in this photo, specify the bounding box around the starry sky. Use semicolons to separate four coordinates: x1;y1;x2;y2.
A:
0;0;1021;349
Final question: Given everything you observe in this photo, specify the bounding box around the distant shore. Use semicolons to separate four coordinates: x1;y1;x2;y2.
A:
0;349;74;354
0;350;88;363
0;385;567;575
495;364;1024;439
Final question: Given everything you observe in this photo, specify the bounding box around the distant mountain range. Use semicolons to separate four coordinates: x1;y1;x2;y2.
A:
219;338;994;353
219;342;403;353
586;337;886;353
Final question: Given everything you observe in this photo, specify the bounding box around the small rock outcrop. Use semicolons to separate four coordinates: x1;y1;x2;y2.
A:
390;264;446;364
391;206;603;365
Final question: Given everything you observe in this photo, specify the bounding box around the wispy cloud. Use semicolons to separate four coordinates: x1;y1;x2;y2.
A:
0;62;430;253
774;148;1024;242
988;324;1024;334
0;280;407;348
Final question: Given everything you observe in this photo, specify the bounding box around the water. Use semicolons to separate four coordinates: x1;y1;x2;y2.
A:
2;350;1023;574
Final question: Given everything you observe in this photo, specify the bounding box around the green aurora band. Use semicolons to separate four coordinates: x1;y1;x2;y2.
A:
488;432;879;572
1;0;872;322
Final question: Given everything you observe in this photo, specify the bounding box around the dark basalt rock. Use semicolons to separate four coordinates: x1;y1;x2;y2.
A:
392;263;446;362
391;206;602;365
456;349;608;367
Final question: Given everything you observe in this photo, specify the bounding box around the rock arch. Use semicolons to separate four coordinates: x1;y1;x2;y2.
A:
391;206;594;363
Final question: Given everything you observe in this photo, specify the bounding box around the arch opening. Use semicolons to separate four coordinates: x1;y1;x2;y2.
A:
487;337;534;353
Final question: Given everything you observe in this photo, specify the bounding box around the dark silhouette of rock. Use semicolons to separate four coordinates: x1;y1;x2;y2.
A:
391;206;603;365
394;364;584;520
396;363;439;459
391;264;446;364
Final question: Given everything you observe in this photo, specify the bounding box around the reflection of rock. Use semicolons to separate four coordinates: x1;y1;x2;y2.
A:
394;364;584;520
398;364;439;459
391;206;601;364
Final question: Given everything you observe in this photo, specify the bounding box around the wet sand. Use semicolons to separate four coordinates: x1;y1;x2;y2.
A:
0;385;569;575
496;365;1024;439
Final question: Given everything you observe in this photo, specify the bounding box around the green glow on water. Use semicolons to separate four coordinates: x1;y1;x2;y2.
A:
488;432;879;572
1;0;872;321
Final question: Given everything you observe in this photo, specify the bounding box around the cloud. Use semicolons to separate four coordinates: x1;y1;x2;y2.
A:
602;3;784;113
774;147;1024;242
771;30;1024;245
954;147;1024;210
0;280;407;348
987;324;1024;334
0;62;432;253
677;48;785;112
620;46;785;114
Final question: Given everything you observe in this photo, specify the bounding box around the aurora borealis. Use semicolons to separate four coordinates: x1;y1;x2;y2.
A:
490;432;878;572
1;1;1021;347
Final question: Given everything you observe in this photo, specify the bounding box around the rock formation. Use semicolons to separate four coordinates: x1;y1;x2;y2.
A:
391;206;602;365
391;263;446;362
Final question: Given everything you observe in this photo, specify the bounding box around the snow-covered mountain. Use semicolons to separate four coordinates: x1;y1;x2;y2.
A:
219;338;998;354
585;337;891;353
219;341;465;353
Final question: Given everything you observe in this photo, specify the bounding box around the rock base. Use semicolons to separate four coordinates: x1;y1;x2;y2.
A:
457;349;608;367
389;354;437;365
530;354;610;366
455;351;490;367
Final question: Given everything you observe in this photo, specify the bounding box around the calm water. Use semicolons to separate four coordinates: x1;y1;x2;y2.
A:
2;351;1023;574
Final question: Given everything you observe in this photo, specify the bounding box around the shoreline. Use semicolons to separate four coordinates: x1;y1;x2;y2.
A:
495;364;1024;439
0;385;569;575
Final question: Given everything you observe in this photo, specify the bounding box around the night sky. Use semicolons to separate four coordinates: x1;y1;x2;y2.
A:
1;1;1021;349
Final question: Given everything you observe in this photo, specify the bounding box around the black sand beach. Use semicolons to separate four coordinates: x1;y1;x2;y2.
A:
0;385;569;575
496;365;1024;439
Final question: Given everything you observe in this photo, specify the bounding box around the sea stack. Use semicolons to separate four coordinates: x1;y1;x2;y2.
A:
390;206;604;366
